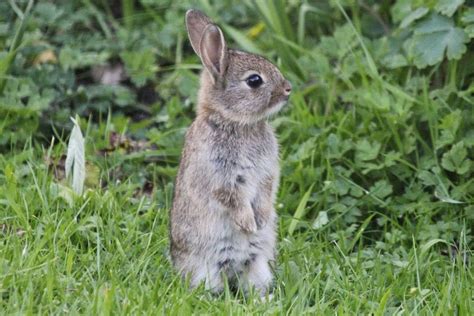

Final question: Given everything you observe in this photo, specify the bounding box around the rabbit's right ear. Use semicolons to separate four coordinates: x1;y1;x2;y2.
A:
199;24;228;82
185;9;212;56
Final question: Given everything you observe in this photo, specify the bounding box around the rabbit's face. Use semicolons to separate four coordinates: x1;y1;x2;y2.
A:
204;50;292;123
186;10;291;123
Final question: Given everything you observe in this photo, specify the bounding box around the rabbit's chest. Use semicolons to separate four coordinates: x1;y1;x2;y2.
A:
209;128;277;180
230;141;277;186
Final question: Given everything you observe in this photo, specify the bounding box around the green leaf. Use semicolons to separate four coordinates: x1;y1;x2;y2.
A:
327;133;352;159
441;141;472;175
465;25;474;38
411;14;469;68
288;136;317;162
418;168;444;187
435;0;464;17
59;46;110;70
34;2;64;23
462;8;474;38
49;182;74;207
312;211;329;229
400;7;429;28
318;24;358;60
120;49;157;87
382;53;408;69
391;0;412;23
333;178;350;195
462;8;474;23
383;151;402;167
355;139;381;161
436;110;462;149
369;180;393;200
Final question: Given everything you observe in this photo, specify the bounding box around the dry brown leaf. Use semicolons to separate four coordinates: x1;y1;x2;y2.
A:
33;49;57;65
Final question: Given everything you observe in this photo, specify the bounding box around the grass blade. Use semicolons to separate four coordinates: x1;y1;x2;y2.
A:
288;184;314;235
0;0;34;93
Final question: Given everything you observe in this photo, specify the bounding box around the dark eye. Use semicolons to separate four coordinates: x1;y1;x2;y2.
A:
245;74;263;88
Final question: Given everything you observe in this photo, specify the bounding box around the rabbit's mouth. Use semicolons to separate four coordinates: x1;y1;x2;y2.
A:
264;98;289;117
268;95;289;109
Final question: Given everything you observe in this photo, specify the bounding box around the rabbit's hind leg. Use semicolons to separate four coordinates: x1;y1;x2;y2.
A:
242;254;273;296
190;260;224;293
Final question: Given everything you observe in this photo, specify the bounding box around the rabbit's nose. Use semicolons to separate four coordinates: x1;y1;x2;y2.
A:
283;80;292;96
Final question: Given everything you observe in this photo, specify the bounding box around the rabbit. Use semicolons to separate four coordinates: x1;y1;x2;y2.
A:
170;9;292;296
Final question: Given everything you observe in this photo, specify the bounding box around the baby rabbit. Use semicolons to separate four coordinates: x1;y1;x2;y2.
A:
170;9;292;295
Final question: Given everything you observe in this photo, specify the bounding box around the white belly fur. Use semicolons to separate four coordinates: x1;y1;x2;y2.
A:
187;203;276;291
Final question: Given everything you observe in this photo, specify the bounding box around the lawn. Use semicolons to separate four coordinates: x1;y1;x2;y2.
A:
0;0;473;314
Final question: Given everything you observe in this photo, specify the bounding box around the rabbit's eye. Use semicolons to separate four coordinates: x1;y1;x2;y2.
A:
246;74;263;88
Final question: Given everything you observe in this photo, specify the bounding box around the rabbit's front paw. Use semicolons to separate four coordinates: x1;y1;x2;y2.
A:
233;207;257;234
254;210;270;230
251;201;272;230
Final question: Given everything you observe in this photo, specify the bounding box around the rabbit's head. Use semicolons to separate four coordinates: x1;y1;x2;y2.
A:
186;9;292;124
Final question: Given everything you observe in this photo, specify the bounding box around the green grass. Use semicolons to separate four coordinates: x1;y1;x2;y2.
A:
1;0;473;314
0;152;472;314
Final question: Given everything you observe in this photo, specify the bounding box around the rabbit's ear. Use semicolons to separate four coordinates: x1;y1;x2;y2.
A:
185;9;212;56
199;24;228;82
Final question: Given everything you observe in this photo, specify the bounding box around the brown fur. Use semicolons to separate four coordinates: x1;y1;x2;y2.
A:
170;9;291;294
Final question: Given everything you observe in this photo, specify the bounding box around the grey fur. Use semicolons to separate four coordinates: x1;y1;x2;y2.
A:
170;9;292;295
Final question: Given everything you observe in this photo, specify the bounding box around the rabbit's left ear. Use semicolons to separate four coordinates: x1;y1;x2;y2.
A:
199;24;228;81
185;9;212;57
